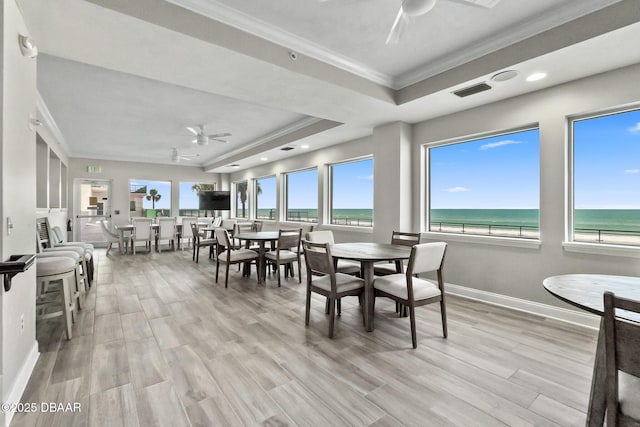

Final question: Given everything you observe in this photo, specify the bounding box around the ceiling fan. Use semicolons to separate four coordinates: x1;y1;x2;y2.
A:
171;148;200;163
186;124;231;146
386;0;501;45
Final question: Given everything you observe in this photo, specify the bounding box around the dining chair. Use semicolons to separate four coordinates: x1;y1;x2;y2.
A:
212;216;223;227
302;241;365;338
374;230;421;276
157;217;177;252
603;291;640;426
252;220;263;231
190;222;216;263
305;230;360;275
265;228;302;287
214;228;259;288
181;217;198;249
373;242;447;348
100;220;129;255
131;218;153;254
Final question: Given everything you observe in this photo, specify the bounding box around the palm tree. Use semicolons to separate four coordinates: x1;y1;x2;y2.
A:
237;181;261;217
191;183;215;194
145;188;162;209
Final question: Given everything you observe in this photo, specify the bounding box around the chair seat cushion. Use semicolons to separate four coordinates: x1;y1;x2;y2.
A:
312;273;364;293
620;371;640;420
44;246;84;257
199;239;216;245
264;250;298;262
59;242;94;251
37;257;76;276
219;249;258;262
37;251;80;262
336;259;361;275
374;275;441;301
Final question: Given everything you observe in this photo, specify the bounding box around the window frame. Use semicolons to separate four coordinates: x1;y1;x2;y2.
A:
284;166;318;223
423;124;542;248
326;156;374;229
565;104;640;257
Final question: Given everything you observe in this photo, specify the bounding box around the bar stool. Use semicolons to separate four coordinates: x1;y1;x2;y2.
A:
43;246;90;294
36;256;76;340
37;251;86;312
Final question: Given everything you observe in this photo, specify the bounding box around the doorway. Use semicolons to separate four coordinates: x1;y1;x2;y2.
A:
74;179;112;245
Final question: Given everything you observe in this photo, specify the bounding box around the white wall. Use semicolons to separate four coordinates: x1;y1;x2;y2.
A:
68;157;222;231
1;1;39;425
413;63;640;308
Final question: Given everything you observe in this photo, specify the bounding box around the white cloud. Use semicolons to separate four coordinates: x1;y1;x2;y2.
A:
446;186;470;192
479;139;523;150
628;122;640;133
624;169;640;174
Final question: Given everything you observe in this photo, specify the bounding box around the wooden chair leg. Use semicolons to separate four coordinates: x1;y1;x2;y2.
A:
277;264;281;287
337;298;341;316
440;298;448;338
409;305;417;349
325;298;330;314
328;298;336;339
215;261;219;283
106;242;112;256
195;245;200;263
192;244;196;261
305;287;312;326
62;277;74;340
298;258;302;283
224;265;230;288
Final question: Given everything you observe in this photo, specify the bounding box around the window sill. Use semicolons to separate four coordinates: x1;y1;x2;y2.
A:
322;224;373;234
563;241;640;258
423;232;541;249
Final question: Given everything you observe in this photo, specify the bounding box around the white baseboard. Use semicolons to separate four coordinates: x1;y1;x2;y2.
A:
446;283;601;330
4;341;39;427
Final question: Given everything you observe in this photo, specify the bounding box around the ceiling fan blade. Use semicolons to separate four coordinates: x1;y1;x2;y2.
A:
386;7;408;45
186;126;199;136
448;0;500;8
191;138;198;144
211;138;229;144
207;132;231;138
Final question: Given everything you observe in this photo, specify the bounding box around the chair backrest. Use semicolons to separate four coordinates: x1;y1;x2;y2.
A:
277;228;302;253
132;218;152;239
252;220;263;231
604;291;640;425
305;230;335;245
391;231;421;247
214;228;232;249
158;218;176;239
36;217;54;248
189;222;201;241
212;216;223;227
302;241;335;277
197;217;212;225
100;220;119;241
406;242;447;276
234;222;253;235
182;217;198;233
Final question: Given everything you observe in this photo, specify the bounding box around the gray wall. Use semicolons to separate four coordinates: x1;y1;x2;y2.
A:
1;1;38;424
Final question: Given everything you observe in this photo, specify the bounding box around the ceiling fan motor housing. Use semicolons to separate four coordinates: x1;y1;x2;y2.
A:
402;0;437;16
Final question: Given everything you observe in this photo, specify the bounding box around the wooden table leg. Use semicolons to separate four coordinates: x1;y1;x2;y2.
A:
258;241;267;283
586;317;606;427
118;230;125;254
362;260;374;332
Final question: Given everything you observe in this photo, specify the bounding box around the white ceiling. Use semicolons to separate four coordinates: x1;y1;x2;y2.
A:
19;0;640;172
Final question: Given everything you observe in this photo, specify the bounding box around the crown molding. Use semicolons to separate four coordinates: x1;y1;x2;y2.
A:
164;0;394;88
36;91;72;156
395;0;624;88
202;116;323;166
167;0;623;90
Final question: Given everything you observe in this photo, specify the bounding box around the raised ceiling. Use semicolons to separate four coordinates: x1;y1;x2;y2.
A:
18;0;640;172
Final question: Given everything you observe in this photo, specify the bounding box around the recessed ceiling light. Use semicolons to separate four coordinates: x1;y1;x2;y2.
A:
491;70;518;82
260;157;268;161
526;72;547;82
300;144;310;149
230;164;240;168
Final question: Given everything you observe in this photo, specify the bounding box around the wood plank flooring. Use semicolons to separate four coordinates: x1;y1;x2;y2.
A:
12;248;597;426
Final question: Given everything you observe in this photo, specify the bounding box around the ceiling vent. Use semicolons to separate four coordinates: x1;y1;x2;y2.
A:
280;147;295;151
453;82;492;98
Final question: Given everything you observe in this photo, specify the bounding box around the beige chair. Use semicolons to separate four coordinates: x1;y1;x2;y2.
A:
302;241;365;338
374;230;421;276
157;217;177;252
36;256;77;340
181;217;198;249
373;242;447;348
265;228;302;287
100;220;128;255
305;230;360;275
214;228;259;288
604;291;640;426
131;218;153;254
190;222;216;263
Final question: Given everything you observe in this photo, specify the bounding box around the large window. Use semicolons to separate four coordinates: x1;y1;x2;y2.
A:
179;182;215;217
427;128;540;239
129;179;171;218
234;180;249;219
285;168;318;222
255;176;276;220
572;108;640;246
329;158;373;227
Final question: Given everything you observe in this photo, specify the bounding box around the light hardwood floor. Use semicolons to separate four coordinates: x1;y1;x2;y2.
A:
12;248;597;426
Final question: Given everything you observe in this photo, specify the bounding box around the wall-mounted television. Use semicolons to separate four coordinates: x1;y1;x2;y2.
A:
199;190;231;210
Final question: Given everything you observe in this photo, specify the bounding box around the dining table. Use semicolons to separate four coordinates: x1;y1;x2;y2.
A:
330;242;412;332
543;274;640;427
235;231;280;283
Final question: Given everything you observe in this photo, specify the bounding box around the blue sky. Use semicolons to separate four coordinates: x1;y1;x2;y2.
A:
257;176;277;209
430;129;540;209
574;109;640;209
287;168;318;209
130;179;171;209
332;158;373;209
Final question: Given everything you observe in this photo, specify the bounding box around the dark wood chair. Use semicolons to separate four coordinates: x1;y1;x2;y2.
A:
373;242;447;348
265;228;302;287
603;291;640;426
214;228;259;288
190;222;216;263
373;230;421;276
302;241;365;338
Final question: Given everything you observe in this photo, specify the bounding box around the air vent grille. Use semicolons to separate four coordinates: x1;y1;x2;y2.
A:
280;147;295;151
453;82;492;98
